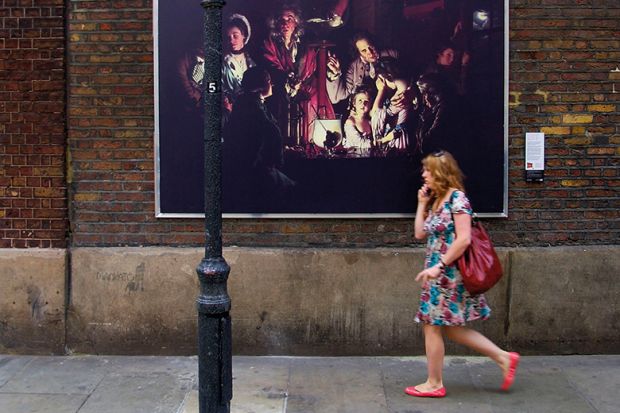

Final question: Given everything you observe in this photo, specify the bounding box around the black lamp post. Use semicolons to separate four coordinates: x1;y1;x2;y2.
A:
196;1;231;412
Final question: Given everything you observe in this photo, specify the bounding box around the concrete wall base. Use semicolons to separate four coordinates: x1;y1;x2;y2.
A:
0;249;66;354
2;246;618;355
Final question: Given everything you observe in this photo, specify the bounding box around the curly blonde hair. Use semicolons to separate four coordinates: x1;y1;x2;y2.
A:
422;150;465;211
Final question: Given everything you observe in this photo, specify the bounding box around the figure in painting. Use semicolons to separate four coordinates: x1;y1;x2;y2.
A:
223;67;296;210
262;2;324;145
326;31;398;105
343;87;373;155
222;14;256;107
370;57;412;154
413;72;462;155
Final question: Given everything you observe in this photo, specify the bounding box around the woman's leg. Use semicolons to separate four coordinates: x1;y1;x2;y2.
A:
416;324;445;390
444;326;511;374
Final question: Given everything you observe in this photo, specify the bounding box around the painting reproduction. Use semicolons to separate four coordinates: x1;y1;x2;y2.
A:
155;0;507;216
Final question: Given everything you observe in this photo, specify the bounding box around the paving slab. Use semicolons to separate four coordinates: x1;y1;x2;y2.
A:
381;357;492;413
179;356;291;413
78;372;192;413
553;355;620;413
286;357;388;413
0;356;108;395
102;355;198;377
468;356;598;413
231;357;290;413
0;356;33;387
0;393;87;413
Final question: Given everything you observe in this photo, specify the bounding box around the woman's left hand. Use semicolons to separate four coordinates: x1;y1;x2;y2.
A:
375;75;386;91
415;264;442;284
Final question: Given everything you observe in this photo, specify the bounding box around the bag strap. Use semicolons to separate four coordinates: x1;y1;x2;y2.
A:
448;190;477;223
448;190;478;230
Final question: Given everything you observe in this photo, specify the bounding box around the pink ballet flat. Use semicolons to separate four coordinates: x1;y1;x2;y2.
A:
404;386;446;398
501;352;520;391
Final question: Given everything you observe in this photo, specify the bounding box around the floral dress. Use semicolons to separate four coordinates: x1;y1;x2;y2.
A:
415;190;491;326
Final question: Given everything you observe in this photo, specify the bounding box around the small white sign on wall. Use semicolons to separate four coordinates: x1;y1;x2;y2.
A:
525;132;545;181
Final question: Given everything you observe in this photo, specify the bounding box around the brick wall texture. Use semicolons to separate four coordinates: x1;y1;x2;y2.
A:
5;0;619;248
0;0;67;248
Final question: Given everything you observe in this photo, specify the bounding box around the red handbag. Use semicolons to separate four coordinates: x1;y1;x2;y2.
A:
457;219;503;295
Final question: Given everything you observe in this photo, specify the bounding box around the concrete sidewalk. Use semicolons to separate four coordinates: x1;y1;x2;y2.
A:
0;355;618;413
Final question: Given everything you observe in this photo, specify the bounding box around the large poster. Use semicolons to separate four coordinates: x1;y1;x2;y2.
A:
155;0;507;217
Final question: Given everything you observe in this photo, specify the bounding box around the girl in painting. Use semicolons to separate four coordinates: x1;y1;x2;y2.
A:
343;88;373;156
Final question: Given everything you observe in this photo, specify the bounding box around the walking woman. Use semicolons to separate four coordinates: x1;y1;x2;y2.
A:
407;151;519;398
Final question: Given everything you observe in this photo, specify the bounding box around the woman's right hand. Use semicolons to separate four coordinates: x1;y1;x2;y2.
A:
414;184;431;239
418;184;431;204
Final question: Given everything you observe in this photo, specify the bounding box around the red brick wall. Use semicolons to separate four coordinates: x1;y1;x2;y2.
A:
67;0;156;246
64;0;619;248
505;0;619;245
0;0;67;248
